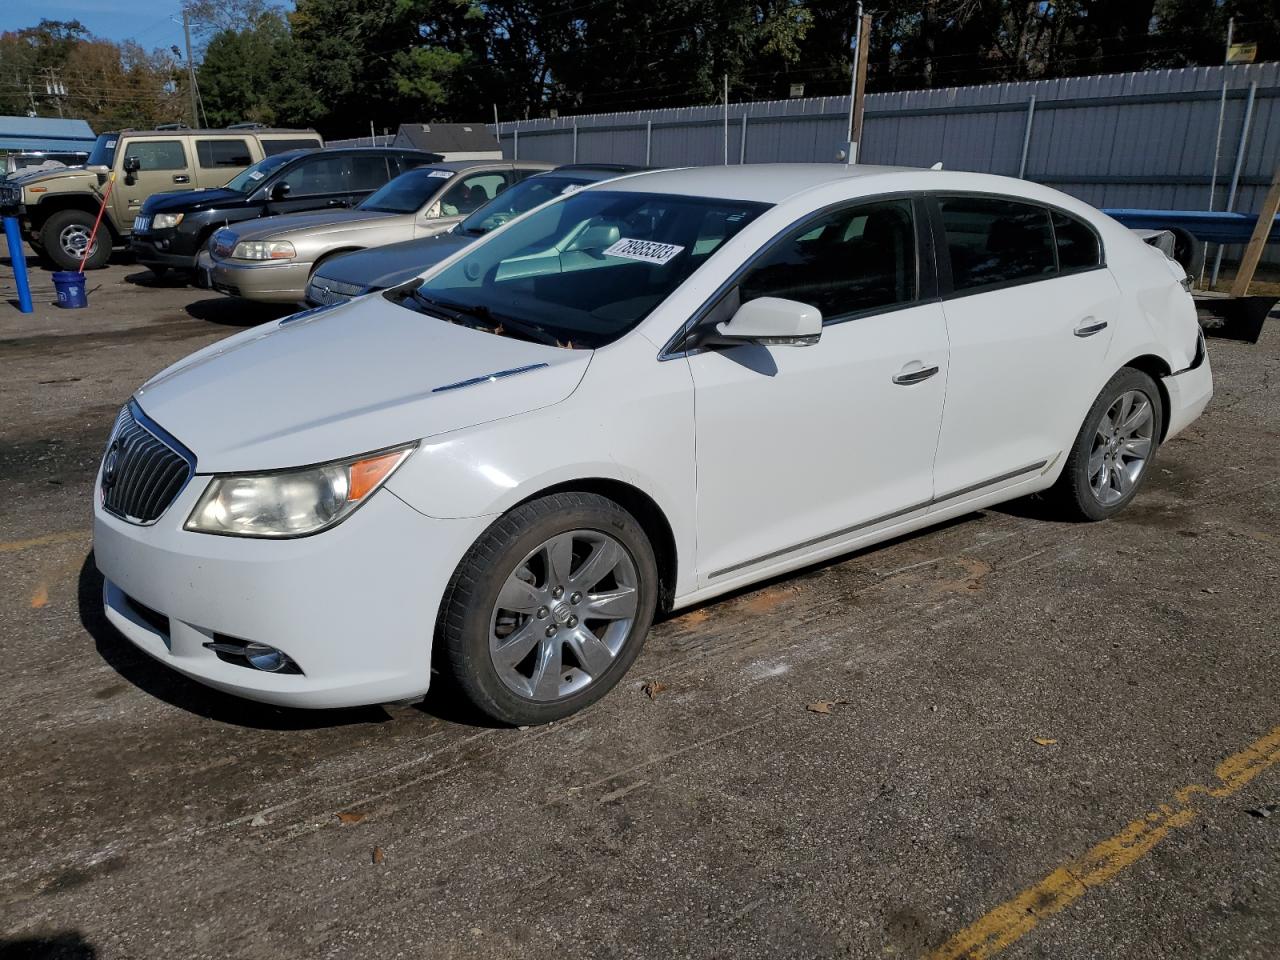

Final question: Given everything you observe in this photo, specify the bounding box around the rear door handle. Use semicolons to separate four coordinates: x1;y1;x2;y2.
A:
1074;318;1108;337
892;364;940;386
172;174;190;184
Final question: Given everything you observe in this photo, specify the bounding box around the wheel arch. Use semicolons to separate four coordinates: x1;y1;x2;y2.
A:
1120;353;1173;442
32;195;121;242
513;478;679;613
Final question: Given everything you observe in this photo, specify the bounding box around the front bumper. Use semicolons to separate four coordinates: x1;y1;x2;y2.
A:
130;233;200;269
1161;336;1213;441
209;257;312;303
94;472;488;709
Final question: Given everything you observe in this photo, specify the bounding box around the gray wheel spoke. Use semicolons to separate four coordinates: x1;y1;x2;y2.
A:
1088;447;1106;479
583;587;638;621
496;575;544;614
1112;463;1131;495
1121;436;1151;458
543;533;575;586
1118;399;1151;436
565;626;614;677
568;538;621;591
492;621;541;666
528;639;564;700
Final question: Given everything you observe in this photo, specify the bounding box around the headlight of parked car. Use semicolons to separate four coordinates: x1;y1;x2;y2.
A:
152;212;184;229
232;240;296;261
184;444;415;538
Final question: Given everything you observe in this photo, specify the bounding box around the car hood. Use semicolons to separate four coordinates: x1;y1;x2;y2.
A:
15;166;96;189
143;187;244;214
134;294;590;473
230;209;394;242
316;232;474;291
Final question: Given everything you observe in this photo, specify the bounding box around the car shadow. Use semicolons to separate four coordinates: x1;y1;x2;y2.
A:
183;297;296;328
79;553;394;730
124;267;191;289
0;931;97;959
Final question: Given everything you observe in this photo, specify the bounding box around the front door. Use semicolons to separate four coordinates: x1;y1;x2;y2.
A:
114;139;193;227
929;195;1119;504
689;197;949;585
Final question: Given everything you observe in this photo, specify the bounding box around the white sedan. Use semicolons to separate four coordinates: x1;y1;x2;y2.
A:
93;164;1212;724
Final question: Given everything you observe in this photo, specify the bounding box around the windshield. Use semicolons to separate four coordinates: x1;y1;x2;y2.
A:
224;152;297;192
457;175;595;236
401;190;769;349
359;168;452;214
85;133;118;168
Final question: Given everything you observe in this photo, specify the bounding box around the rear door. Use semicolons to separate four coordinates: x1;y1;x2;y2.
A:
929;194;1118;506
114;138;194;227
192;137;255;188
346;153;399;207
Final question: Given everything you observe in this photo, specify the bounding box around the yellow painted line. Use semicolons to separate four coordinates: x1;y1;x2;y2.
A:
0;530;90;555
928;725;1280;960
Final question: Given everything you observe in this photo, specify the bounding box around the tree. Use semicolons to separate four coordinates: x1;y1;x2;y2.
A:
197;11;294;126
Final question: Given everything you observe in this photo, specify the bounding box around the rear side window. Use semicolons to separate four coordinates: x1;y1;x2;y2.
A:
123;140;187;171
348;154;395;191
262;138;321;156
196;139;251;168
279;156;348;196
1052;210;1101;271
740;198;917;321
939;196;1055;293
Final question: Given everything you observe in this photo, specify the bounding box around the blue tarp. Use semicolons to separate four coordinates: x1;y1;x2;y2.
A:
1104;208;1280;245
0;115;96;152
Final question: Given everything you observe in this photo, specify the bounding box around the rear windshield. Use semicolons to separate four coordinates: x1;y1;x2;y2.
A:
359;168;453;214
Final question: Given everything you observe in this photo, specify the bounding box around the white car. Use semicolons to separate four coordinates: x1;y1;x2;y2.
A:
93;164;1212;725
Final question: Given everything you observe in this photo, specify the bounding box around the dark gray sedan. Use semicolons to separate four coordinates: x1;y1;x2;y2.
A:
304;164;643;306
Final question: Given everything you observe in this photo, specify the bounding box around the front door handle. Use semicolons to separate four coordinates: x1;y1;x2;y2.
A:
172;174;190;184
1074;317;1108;337
892;364;940;386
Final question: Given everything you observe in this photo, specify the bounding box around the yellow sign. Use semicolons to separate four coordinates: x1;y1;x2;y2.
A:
1227;42;1257;64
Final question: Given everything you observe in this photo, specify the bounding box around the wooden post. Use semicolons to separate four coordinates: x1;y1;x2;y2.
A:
1229;162;1280;297
850;12;872;157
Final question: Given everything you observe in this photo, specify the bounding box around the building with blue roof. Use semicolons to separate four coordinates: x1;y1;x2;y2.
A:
0;115;96;153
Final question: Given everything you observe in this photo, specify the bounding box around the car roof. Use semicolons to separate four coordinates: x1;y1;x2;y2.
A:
601;162;925;204
108;128;320;138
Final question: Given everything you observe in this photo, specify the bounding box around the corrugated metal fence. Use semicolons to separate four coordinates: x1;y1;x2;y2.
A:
492;62;1280;259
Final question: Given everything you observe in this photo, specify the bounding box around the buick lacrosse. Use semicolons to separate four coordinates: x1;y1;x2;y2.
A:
94;164;1211;725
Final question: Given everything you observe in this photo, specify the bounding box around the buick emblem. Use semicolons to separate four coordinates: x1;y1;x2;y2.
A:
101;441;121;493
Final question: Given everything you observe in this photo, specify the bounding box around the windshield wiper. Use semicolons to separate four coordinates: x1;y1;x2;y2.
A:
411;292;563;347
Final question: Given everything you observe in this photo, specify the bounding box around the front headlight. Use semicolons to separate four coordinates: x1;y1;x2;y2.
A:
185;444;414;538
232;240;296;261
153;212;184;229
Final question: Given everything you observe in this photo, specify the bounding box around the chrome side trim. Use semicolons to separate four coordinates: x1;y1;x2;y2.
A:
432;362;549;394
707;459;1049;580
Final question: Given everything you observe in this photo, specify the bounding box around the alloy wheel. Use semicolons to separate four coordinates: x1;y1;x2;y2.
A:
489;529;639;701
1089;389;1155;506
59;223;96;260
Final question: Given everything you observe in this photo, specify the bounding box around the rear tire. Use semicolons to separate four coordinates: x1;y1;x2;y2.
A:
437;492;658;726
1048;367;1163;521
40;210;111;270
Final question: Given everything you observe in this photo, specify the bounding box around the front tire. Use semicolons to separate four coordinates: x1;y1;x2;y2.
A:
1049;367;1163;521
40;210;111;270
438;492;658;726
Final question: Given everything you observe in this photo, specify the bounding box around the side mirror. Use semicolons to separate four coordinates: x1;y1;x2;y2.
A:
270;181;291;201
712;297;822;347
122;155;140;184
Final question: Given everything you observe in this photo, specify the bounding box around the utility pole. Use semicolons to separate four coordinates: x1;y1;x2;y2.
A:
844;4;871;163
182;9;199;128
723;74;729;165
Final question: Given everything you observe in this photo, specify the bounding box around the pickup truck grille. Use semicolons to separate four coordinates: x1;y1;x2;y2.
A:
100;403;194;525
306;275;365;306
132;215;151;233
0;182;21;210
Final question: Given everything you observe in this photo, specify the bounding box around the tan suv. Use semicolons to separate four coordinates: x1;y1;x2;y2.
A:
1;126;321;270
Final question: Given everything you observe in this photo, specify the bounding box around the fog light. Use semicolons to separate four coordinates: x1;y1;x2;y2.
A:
244;641;292;672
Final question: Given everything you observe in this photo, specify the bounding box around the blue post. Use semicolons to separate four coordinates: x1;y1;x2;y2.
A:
3;215;33;314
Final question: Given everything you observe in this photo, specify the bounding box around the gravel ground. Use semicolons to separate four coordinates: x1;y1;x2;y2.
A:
1;255;1277;960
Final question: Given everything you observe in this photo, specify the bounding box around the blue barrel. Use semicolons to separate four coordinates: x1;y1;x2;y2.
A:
52;270;88;309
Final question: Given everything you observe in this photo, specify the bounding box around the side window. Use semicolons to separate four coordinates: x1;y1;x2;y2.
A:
262;138;321;156
1052;210;1101;272
196;139;252;168
739;199;917;321
939;196;1055;292
348;154;394;191
279;156;348;196
439;172;513;216
122;140;187;171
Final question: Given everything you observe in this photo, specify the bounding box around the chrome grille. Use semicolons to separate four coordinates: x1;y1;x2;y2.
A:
100;403;194;524
132;215;151;233
0;182;20;209
305;275;364;306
